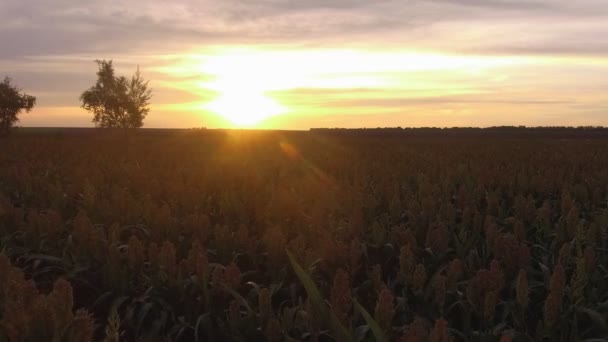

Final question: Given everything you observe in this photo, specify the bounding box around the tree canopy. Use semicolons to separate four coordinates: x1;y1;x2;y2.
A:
0;77;36;135
80;60;152;129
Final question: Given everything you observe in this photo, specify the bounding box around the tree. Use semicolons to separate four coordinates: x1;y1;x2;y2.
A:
80;60;152;129
0;77;36;135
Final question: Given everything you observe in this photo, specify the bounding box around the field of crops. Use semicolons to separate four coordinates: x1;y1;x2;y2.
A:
1;129;607;341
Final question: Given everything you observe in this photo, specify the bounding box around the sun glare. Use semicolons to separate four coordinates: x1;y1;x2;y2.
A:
206;89;286;126
170;48;528;127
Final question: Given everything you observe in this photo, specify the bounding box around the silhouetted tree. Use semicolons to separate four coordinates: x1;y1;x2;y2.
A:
0;77;36;135
80;60;152;129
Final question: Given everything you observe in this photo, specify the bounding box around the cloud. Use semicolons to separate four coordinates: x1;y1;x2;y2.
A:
323;97;576;109
0;0;606;58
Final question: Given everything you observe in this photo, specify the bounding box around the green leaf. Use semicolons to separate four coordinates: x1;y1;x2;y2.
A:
286;249;326;319
353;299;387;342
286;249;352;342
110;295;130;313
136;302;156;335
195;313;211;342
223;285;253;314
354;325;371;342
577;308;608;332
24;253;64;264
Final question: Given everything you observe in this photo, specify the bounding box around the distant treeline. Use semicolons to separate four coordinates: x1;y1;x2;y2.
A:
12;126;608;139
310;126;608;138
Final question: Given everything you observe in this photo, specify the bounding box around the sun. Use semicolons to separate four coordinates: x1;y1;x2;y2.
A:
206;89;285;126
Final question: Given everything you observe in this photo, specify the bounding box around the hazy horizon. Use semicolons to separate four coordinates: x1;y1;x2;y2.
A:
2;0;607;129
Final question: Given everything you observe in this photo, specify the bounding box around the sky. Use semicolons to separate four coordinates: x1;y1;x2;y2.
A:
1;0;607;129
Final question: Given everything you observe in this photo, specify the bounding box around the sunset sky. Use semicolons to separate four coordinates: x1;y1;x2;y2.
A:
2;0;607;129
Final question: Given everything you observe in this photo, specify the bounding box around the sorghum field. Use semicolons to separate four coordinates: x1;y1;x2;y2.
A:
1;128;608;341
